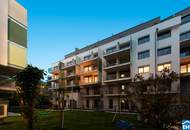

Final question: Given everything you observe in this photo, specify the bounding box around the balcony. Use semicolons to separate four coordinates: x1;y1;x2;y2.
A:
80;54;99;65
104;42;130;57
81;89;101;98
104;60;130;70
104;72;131;83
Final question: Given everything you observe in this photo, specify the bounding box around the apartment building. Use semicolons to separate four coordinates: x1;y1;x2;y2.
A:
49;7;190;111
0;0;27;118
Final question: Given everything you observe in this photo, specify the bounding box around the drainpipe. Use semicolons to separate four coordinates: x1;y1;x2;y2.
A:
155;28;159;78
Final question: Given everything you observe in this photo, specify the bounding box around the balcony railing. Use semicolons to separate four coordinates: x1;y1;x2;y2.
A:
106;60;130;68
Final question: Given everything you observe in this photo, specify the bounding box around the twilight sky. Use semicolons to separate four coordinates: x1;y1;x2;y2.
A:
17;0;189;71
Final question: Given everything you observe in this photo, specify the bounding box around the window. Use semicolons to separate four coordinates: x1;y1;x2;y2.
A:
181;14;190;24
180;31;190;41
106;46;117;54
94;75;98;83
121;85;125;90
84;55;91;61
138;66;150;74
119;42;130;50
84;76;93;83
67;60;75;66
138;35;150;45
157;63;171;72
138;50;150;60
180;64;190;74
157;46;171;56
109;99;113;109
0;106;4;116
157;30;171;40
84;66;92;72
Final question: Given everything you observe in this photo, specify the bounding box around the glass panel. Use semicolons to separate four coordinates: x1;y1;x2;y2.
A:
8;19;27;48
144;66;150;73
138;35;150;45
157;46;171;56
181;65;187;74
157;30;171;40
138;67;144;74
188;64;190;73
158;65;164;72
164;63;171;70
121;85;125;90
94;76;98;82
84;77;88;83
138;50;150;60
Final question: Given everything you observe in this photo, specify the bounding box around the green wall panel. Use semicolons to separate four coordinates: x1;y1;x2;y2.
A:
8;19;27;48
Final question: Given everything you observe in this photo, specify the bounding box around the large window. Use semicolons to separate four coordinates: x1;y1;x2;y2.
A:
180;31;190;41
157;30;171;40
84;55;91;61
106;46;117;54
157;46;171;56
180;64;190;74
84;66;92;72
138;65;150;74
8;19;27;48
138;50;150;60
181;14;190;24
138;35;150;45
157;63;171;72
84;76;92;83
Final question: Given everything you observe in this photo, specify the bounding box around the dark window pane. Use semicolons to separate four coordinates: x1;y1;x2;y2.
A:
138;50;150;60
109;99;113;109
138;35;150;45
8;19;27;48
181;14;190;24
157;46;171;56
106;46;117;54
157;30;171;40
180;31;190;41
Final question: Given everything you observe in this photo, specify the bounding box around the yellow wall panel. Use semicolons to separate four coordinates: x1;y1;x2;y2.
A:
8;43;27;68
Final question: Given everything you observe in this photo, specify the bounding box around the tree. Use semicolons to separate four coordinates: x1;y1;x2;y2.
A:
127;68;180;130
14;65;45;130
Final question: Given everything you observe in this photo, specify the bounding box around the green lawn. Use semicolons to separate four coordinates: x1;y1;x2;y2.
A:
0;110;154;130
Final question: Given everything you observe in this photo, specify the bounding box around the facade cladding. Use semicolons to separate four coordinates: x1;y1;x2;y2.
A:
0;0;27;118
49;7;190;111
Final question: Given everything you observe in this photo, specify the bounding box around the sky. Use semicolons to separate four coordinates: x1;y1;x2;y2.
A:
17;0;190;71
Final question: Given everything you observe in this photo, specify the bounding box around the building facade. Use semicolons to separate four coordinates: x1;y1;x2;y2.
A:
0;0;27;117
49;7;190;111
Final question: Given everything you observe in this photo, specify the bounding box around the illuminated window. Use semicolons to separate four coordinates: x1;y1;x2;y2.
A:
181;65;187;74
84;76;93;83
94;76;98;83
180;64;190;74
158;63;171;72
120;74;125;78
138;66;150;74
121;85;125;90
144;66;150;73
84;66;92;72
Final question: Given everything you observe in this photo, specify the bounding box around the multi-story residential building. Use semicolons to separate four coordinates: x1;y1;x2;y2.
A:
49;7;190;111
0;0;27;118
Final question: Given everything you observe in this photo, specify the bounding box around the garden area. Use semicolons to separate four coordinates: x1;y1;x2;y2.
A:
0;110;153;130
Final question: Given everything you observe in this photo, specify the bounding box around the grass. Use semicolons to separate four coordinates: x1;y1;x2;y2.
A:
0;110;154;130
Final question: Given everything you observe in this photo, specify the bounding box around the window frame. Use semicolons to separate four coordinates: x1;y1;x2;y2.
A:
157;46;171;57
138;50;150;60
